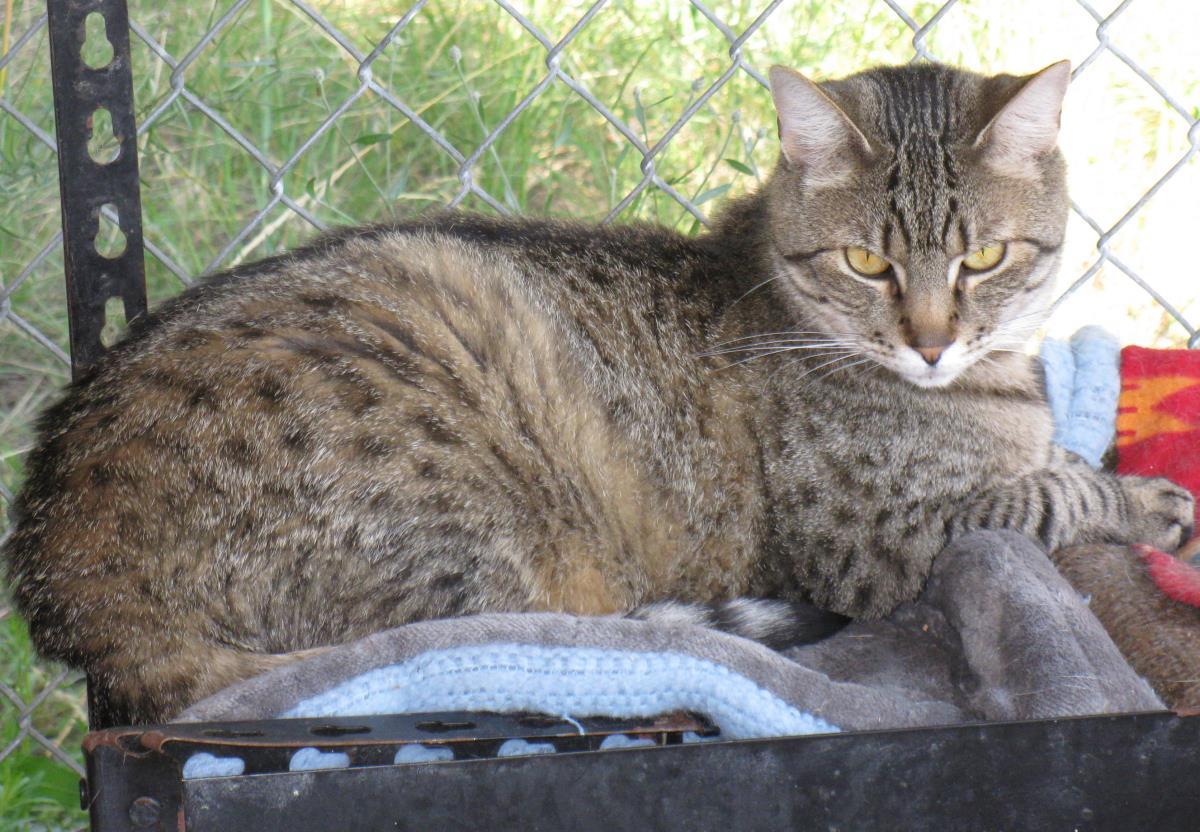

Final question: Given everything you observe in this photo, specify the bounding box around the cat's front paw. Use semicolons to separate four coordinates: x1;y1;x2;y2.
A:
1120;476;1196;552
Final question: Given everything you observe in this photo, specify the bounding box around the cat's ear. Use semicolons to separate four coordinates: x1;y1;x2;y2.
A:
975;60;1070;176
768;65;872;181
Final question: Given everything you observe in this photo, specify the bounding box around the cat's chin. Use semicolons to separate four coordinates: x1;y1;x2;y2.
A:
899;370;960;389
885;356;969;389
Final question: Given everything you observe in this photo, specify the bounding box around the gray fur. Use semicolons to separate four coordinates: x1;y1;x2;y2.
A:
3;62;1193;724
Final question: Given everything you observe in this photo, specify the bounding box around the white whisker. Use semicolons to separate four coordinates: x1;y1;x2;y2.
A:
792;352;866;384
698;339;861;358
728;274;785;308
714;346;857;371
812;357;875;384
703;330;861;350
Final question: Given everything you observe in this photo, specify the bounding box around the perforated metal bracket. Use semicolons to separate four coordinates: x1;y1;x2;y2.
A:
82;709;1200;831
46;0;147;378
82;711;712;830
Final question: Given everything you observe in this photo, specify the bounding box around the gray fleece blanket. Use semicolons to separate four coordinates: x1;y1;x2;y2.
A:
180;532;1161;743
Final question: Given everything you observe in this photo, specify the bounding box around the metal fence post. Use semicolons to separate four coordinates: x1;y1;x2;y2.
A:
45;0;147;379
44;0;148;733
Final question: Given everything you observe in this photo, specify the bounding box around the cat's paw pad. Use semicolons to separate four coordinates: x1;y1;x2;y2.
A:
1121;476;1196;553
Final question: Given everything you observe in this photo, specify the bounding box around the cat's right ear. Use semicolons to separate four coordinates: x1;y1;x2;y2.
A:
768;66;872;182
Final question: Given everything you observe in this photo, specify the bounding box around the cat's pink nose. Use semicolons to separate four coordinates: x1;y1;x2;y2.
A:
915;345;946;365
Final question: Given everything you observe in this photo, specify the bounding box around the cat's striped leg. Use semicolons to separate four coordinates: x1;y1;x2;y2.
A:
949;453;1194;553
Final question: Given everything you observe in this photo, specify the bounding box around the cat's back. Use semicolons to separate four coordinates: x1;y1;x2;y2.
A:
3;214;762;720
76;213;725;413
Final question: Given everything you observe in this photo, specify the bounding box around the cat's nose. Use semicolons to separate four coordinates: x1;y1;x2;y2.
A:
915;345;947;366
906;332;955;366
901;303;957;366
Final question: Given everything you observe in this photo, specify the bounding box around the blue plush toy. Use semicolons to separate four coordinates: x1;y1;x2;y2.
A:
1039;325;1122;469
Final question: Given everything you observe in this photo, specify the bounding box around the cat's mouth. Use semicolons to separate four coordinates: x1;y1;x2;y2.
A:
884;343;974;389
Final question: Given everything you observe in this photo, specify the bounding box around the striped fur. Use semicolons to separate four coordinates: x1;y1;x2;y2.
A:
3;63;1192;724
629;600;849;650
950;448;1195;551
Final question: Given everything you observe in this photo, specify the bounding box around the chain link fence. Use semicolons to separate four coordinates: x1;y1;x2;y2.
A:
1;0;1197;824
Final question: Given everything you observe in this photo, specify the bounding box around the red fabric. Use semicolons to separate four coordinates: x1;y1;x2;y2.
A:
1116;346;1200;525
1134;545;1200;609
1116;346;1200;608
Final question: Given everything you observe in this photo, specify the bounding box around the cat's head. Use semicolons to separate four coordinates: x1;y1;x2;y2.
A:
762;62;1070;388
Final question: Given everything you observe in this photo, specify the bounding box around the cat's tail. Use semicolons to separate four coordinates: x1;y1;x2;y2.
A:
626;598;850;650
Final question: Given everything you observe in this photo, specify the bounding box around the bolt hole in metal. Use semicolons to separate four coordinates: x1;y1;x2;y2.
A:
81;12;114;69
416;719;476;733
515;714;566;728
127;795;161;828
309;724;371;737
95;204;126;258
96;203;130;346
87;107;120;164
100;297;126;348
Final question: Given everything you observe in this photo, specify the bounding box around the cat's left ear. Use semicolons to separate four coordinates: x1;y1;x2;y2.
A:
975;60;1071;176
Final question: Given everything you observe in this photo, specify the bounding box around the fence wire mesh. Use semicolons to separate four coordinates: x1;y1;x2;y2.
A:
0;0;1197;822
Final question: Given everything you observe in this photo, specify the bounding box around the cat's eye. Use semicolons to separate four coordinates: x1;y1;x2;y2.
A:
844;247;891;277
962;243;1006;272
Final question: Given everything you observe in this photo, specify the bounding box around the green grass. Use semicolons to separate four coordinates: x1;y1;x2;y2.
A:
0;0;930;497
0;1;1196;829
0;613;87;831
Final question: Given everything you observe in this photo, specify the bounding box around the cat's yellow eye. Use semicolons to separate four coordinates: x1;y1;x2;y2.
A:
962;243;1006;271
844;246;891;277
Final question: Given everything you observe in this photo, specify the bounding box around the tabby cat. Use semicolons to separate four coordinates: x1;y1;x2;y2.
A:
5;61;1194;725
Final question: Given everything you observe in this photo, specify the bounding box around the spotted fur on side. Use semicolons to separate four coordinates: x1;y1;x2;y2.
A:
3;63;1193;724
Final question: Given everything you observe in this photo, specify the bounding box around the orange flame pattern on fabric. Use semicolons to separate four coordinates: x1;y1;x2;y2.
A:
1116;346;1200;527
1116;375;1198;447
